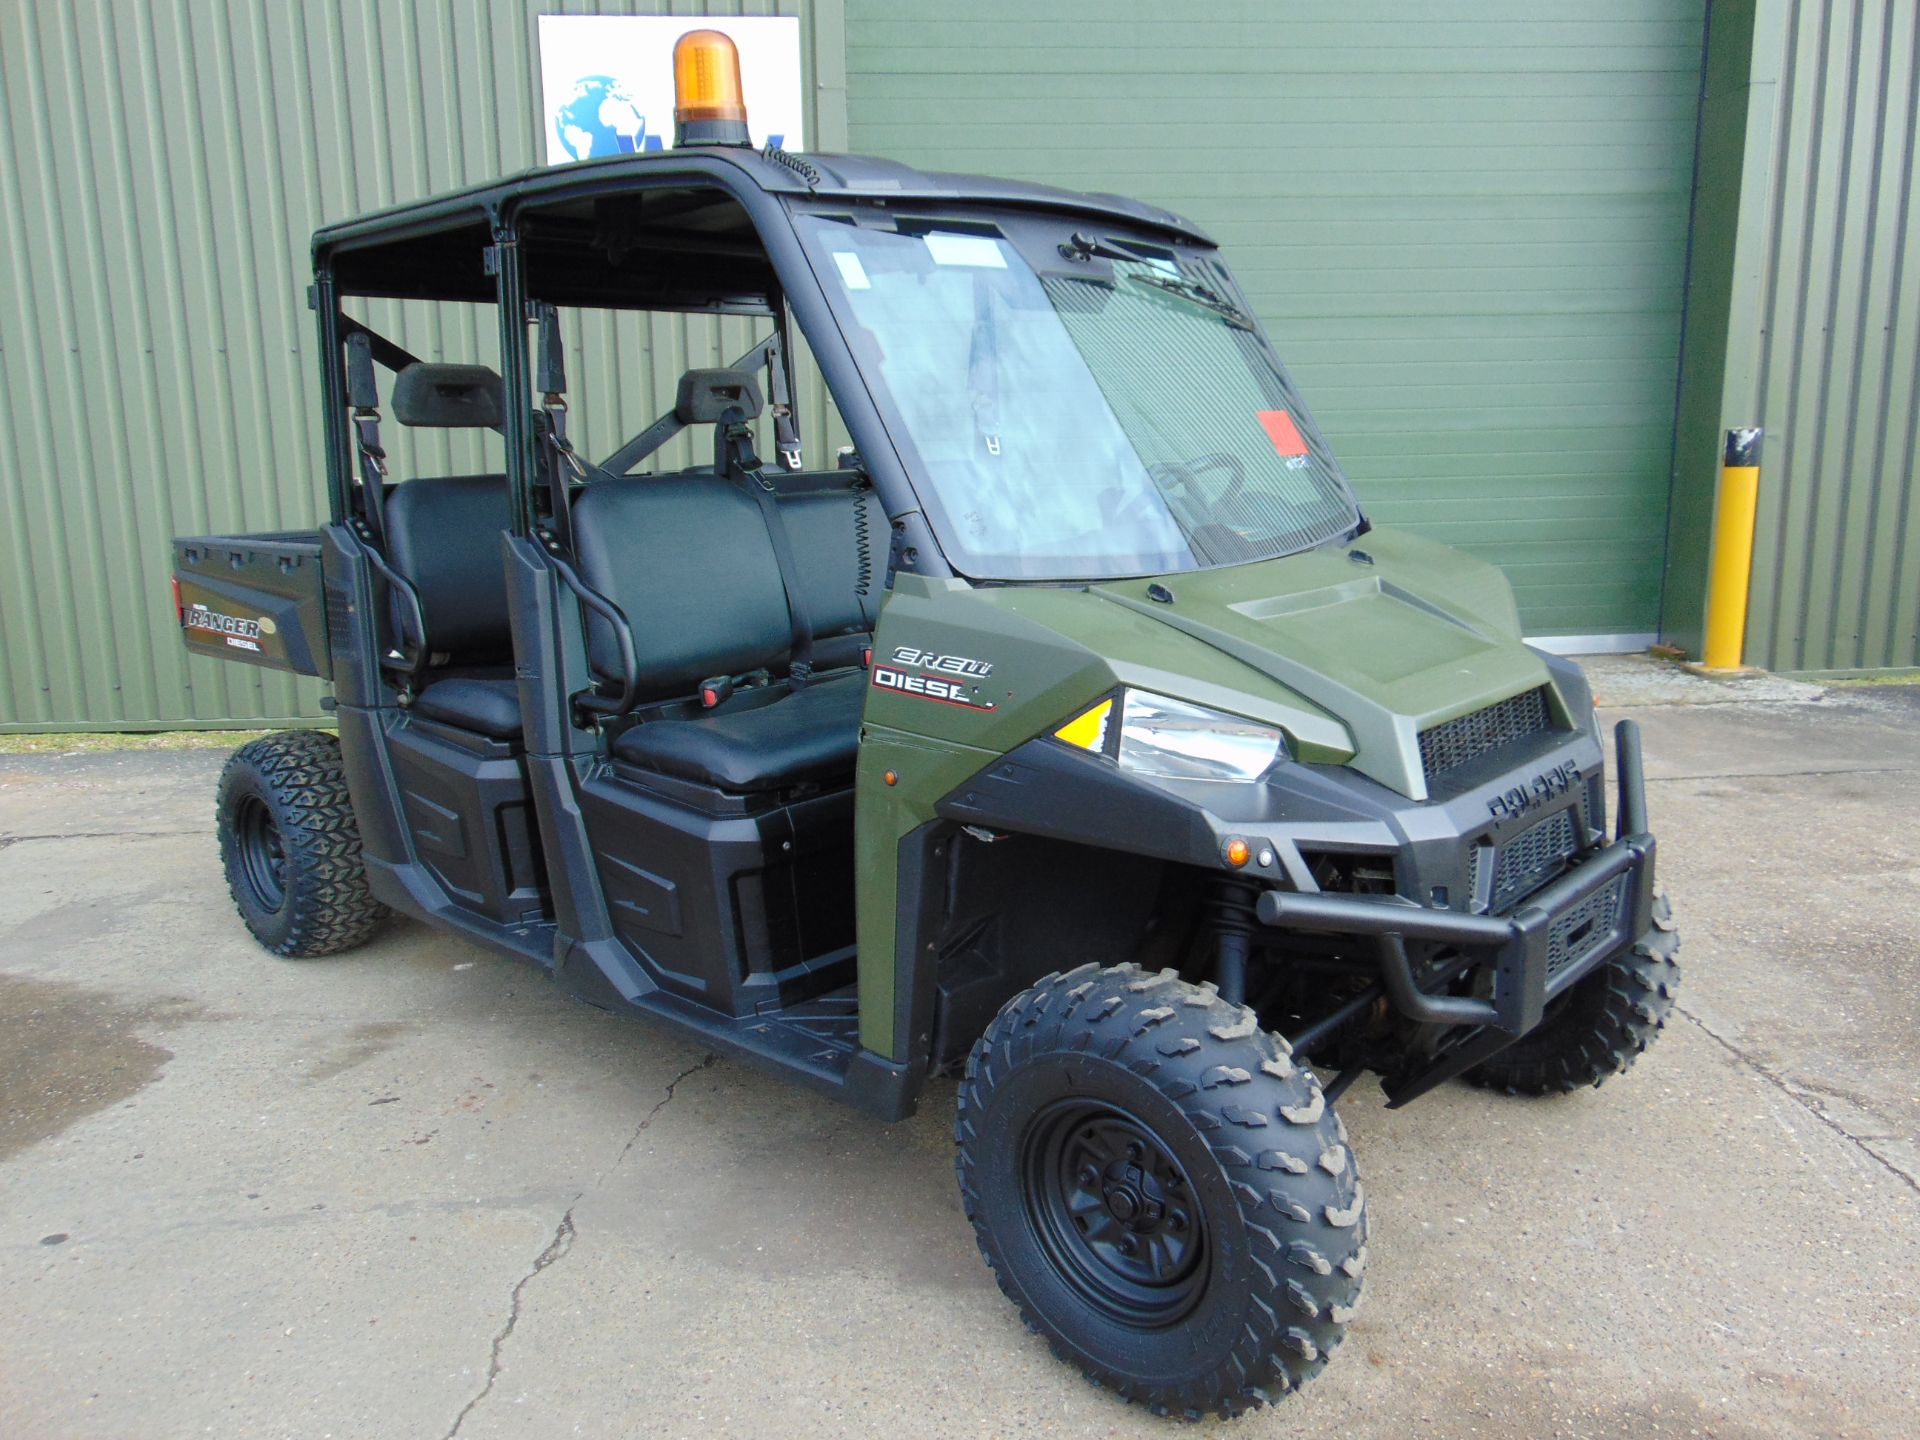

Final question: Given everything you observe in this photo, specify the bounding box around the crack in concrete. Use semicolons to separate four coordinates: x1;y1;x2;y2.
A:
616;1053;718;1167
1676;1003;1920;1199
442;1053;717;1438
444;1209;577;1439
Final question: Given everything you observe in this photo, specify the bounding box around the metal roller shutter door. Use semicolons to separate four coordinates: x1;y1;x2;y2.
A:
846;0;1706;640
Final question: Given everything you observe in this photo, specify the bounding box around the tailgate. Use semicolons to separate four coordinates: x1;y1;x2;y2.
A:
173;531;330;677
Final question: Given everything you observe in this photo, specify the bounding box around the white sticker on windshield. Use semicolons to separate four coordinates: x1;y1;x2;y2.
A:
832;251;871;290
924;233;1007;269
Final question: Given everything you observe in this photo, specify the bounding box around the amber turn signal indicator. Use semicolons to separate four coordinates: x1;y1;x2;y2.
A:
1224;837;1251;868
672;29;750;146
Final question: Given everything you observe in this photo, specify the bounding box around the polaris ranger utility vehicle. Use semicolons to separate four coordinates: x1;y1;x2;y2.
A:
173;30;1678;1419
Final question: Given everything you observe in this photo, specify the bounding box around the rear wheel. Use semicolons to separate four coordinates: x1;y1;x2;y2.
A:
956;963;1366;1419
1465;892;1681;1095
216;730;387;957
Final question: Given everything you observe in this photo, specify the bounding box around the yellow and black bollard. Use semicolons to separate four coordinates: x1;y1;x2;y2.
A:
1701;426;1763;672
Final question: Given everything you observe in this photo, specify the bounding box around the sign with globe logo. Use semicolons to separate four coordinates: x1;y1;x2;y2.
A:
538;16;804;165
553;76;649;162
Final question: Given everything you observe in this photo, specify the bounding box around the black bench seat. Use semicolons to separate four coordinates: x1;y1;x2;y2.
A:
571;472;876;796
610;671;864;792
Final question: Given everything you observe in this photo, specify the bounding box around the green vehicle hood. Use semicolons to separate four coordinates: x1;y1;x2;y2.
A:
1090;526;1556;800
872;527;1562;803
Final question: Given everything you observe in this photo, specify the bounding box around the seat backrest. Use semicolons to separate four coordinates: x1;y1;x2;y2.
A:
776;485;878;642
382;474;513;665
571;476;793;700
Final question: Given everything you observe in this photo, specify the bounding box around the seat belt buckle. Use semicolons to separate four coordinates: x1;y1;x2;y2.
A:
698;676;734;709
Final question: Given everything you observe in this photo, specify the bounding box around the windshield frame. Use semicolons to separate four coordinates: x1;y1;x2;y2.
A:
782;197;1363;583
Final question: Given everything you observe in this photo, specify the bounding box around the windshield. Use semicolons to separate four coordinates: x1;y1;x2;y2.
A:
795;213;1361;580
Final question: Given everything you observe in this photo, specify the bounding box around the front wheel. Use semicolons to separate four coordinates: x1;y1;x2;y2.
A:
216;730;387;957
1465;891;1681;1096
956;963;1366;1419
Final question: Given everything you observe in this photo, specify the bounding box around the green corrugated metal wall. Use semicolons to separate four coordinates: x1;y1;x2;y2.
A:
844;0;1707;641
5;0;1910;730
0;0;845;732
1666;0;1920;673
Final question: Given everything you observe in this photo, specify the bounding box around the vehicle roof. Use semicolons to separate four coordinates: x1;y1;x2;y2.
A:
310;146;1213;260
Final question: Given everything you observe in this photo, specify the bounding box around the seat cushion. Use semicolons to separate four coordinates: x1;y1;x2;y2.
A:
411;677;523;740
611;674;864;792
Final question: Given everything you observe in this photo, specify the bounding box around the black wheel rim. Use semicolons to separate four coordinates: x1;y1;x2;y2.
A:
1020;1099;1210;1328
235;794;288;913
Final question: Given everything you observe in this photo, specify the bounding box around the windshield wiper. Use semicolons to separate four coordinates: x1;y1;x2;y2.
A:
1125;273;1255;330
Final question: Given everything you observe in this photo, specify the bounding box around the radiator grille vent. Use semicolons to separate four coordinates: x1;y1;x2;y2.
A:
1545;877;1625;980
1484;808;1580;911
1419;687;1552;784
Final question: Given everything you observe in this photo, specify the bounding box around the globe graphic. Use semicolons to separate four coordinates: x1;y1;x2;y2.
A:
554;76;646;160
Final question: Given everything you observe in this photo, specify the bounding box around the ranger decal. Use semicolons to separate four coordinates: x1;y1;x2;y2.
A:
184;603;267;652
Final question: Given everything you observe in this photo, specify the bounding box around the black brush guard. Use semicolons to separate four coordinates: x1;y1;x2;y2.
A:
1255;721;1657;1106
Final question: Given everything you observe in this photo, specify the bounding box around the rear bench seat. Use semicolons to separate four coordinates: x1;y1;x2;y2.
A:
570;474;877;793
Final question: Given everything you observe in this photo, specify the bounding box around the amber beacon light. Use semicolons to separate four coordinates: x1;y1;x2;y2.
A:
672;29;751;147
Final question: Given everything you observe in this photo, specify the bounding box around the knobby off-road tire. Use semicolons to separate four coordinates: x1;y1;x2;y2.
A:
216;730;387;957
1466;891;1681;1096
956;962;1366;1420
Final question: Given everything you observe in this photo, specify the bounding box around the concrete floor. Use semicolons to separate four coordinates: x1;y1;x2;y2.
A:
2;675;1916;1439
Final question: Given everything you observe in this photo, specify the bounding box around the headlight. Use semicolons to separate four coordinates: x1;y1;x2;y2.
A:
1054;690;1286;781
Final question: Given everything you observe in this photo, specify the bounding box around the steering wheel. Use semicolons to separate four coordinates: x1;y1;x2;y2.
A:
1149;453;1248;515
1184;452;1248;509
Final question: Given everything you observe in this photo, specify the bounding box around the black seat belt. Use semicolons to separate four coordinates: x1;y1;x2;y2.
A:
765;316;802;471
530;303;581;550
344;332;390;546
722;419;814;686
596;331;800;479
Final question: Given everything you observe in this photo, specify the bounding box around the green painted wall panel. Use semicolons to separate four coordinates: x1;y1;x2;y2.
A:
1667;0;1919;673
0;0;844;731
845;0;1707;639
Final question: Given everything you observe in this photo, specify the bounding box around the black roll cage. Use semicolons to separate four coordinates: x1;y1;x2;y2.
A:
309;153;954;582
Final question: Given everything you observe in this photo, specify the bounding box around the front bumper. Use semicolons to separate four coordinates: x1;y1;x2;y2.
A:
1254;721;1658;1103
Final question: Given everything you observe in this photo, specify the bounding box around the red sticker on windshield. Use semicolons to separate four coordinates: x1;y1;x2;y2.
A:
1257;410;1309;457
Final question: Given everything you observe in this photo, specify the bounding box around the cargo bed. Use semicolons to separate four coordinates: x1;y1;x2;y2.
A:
173;531;330;677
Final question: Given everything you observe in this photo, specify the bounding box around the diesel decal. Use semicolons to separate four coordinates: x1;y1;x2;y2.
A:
871;664;996;710
1487;760;1581;821
891;646;993;679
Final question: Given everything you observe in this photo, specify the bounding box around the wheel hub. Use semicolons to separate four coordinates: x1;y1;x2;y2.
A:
1023;1101;1208;1327
235;795;288;913
1099;1160;1166;1229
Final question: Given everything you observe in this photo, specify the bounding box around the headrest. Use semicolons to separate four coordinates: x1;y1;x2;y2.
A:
391;363;505;428
675;367;763;425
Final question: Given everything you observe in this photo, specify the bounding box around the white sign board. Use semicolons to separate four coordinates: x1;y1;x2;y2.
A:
537;15;804;165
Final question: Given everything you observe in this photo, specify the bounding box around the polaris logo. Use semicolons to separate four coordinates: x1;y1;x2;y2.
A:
1487;759;1581;821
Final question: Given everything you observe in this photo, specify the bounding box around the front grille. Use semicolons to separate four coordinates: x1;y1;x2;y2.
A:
1482;808;1579;912
1545;877;1625;981
1418;687;1552;784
